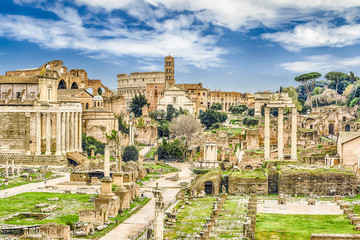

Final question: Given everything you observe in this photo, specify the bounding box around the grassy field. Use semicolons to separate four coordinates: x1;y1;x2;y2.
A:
0;172;56;191
0;192;94;225
164;197;215;239
256;213;358;240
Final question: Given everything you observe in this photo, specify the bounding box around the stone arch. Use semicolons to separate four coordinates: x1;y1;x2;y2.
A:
329;124;335;136
58;79;67;89
97;87;105;96
204;181;213;195
345;124;351;132
71;82;79;89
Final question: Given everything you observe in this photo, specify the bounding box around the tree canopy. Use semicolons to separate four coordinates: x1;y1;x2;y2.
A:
122;145;139;162
199;109;228;129
295;72;321;109
130;94;148;118
229;104;248;114
211;102;222;110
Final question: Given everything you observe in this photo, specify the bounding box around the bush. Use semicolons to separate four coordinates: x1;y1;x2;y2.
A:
122;145;139;162
229;105;248;114
157;138;182;161
247;108;255;116
82;134;105;157
317;144;323;149
243;117;259;127
200;109;228;129
350;97;360;108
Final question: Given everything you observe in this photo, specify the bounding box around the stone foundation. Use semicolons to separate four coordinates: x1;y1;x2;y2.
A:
39;223;70;240
0;154;67;166
310;234;360;239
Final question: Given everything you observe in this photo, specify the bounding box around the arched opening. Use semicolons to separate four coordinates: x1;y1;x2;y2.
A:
58;80;67;89
310;124;313;129
204;181;213;195
71;82;79;89
97;87;105;96
345;124;351;132
329;124;335;136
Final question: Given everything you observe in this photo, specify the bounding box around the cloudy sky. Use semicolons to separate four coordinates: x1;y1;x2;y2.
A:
1;0;360;93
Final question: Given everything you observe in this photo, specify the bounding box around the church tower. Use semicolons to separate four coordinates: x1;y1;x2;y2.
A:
164;55;175;87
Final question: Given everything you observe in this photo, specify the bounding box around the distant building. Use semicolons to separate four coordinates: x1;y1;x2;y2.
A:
157;85;194;114
337;132;360;171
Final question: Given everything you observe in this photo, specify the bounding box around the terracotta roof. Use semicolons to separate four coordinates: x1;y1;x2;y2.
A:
338;132;360;145
0;75;39;84
176;83;206;90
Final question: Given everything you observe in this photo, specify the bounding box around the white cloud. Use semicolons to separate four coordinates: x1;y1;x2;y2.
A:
0;9;225;70
280;55;360;73
263;22;360;51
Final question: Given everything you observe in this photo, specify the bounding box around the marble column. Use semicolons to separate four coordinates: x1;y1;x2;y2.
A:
277;107;284;160
74;112;79;152
291;107;298;161
70;112;75;152
5;160;8;178
61;112;66;153
55;112;61;155
79;113;82;152
35;112;41;155
11;159;14;179
264;107;270;160
66;112;70;152
104;145;110;178
45;112;51;155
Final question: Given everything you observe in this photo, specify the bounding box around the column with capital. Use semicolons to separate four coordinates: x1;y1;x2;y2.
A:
291;107;298;160
277;107;284;160
55;112;62;155
35;112;41;155
71;112;75;151
264;107;270;160
45;112;51;155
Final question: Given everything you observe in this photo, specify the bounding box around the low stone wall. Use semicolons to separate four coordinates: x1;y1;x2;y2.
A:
228;171;268;195
310;234;360;239
39;223;70;240
278;168;356;196
0;154;67;166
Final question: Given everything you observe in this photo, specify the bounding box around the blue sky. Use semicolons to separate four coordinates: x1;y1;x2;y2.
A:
1;0;360;93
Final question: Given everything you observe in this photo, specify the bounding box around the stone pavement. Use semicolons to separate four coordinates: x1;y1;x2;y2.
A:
0;172;69;198
257;200;342;215
99;163;192;240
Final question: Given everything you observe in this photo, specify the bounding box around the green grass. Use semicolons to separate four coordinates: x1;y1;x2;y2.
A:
230;168;268;179
145;148;157;158
256;214;358;240
164;197;215;239
0;172;57;191
0;192;94;225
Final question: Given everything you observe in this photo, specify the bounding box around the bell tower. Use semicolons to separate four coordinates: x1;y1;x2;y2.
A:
164;55;175;87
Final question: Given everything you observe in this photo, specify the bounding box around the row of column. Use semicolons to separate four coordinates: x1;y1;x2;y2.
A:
204;144;217;162
264;107;297;161
35;111;82;155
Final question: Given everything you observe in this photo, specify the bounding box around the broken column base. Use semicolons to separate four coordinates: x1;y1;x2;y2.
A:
115;187;131;210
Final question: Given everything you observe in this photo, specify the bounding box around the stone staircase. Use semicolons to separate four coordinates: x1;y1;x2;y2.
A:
66;152;90;166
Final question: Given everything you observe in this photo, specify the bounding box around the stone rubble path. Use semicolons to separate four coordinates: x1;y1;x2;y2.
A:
0;173;70;198
99;162;192;240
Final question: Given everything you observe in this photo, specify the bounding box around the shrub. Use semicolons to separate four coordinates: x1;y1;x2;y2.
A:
122;145;138;162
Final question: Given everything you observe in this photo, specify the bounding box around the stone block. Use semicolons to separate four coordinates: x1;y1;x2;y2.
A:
340;202;350;210
39;223;70;240
352;217;360;225
308;199;316;205
334;195;342;201
344;208;354;215
348;214;358;219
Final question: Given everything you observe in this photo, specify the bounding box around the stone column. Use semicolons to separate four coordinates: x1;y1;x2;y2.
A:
74;112;79;152
45;112;51;155
71;112;75;152
11;159;14;179
104;145;110;178
153;184;164;240
254;102;261;117
129;121;134;145
55;112;61;155
277;107;284;160
5;160;8;178
291;107;297;161
66;112;70;152
36;112;41;155
79;113;82;152
264;107;270;160
61;112;66;153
